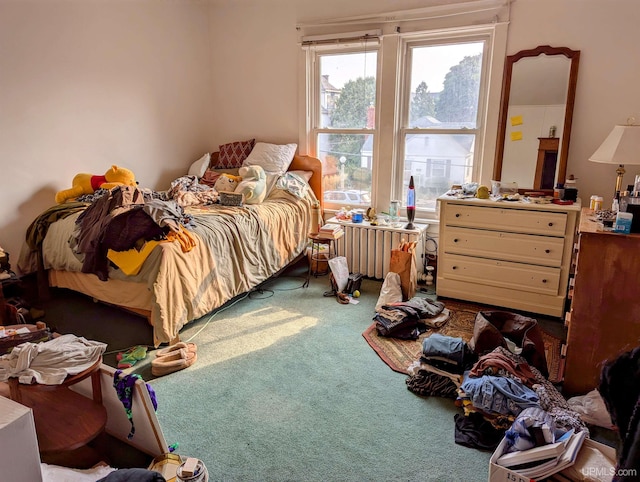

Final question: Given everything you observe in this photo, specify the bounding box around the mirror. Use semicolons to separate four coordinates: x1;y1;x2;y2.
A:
493;45;580;192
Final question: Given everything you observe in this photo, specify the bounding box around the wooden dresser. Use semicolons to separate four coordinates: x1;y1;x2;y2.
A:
562;208;640;396
436;196;580;317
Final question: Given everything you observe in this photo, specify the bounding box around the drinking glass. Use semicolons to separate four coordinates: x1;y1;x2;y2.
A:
389;201;400;226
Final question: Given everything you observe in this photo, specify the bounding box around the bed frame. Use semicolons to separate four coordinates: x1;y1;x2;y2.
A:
47;154;323;345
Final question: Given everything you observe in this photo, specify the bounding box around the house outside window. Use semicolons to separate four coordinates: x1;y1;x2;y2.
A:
301;7;508;218
312;48;378;209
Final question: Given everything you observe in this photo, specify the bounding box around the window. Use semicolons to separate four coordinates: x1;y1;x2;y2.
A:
302;13;507;218
312;46;378;209
399;40;485;210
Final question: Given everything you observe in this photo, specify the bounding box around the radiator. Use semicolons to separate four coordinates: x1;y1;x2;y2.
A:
333;222;427;279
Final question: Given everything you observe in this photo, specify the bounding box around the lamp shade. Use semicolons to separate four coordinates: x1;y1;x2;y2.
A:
589;125;640;165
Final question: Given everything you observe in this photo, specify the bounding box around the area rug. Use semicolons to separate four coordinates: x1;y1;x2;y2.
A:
362;299;564;383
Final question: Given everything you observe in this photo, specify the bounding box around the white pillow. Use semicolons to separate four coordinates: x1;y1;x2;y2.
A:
242;142;297;176
264;173;280;198
188;153;211;177
289;170;313;182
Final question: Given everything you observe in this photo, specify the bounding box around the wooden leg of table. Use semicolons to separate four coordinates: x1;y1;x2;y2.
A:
91;370;102;404
8;378;23;404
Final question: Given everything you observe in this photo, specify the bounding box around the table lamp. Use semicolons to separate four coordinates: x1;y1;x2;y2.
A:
589;122;640;198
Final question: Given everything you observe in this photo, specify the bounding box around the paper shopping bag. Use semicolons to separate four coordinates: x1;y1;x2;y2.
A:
389;248;417;301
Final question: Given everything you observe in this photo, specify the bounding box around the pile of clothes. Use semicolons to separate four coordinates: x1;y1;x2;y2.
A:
404;310;588;452
374;297;450;340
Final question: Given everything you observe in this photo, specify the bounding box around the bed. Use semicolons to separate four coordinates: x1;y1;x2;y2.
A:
19;152;323;346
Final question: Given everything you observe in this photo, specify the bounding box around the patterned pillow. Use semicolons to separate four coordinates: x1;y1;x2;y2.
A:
216;139;256;169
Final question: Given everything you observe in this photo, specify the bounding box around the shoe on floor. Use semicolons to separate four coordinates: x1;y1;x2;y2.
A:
151;348;197;377
155;341;197;358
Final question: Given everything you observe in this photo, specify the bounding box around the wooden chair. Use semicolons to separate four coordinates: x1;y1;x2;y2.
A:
8;358;108;465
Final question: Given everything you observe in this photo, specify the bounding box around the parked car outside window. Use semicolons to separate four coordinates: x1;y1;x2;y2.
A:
324;190;371;206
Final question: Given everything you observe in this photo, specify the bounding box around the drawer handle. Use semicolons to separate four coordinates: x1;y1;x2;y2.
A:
545;249;551;254
542;279;547;283
453;238;459;243
452;266;458;270
455;213;461;218
548;222;554;227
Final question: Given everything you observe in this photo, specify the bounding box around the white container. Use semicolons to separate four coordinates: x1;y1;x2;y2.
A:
488;436;616;482
0;396;43;482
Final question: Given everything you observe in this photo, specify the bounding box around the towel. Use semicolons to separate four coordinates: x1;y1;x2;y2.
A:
0;334;107;385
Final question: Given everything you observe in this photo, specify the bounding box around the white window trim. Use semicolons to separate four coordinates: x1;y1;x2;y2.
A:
298;15;509;222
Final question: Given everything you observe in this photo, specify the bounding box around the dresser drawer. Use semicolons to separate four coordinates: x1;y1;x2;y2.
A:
442;226;564;267
443;204;567;236
439;254;561;295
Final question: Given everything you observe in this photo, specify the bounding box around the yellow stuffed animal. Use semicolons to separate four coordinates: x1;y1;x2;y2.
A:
55;165;136;204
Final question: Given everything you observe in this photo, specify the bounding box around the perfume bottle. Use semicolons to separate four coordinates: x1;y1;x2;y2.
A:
405;176;416;230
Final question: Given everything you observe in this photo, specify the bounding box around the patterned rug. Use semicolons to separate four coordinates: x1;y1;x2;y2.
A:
362;298;563;383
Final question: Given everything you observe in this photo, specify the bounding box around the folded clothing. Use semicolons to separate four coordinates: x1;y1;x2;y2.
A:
422;333;467;367
460;372;540;417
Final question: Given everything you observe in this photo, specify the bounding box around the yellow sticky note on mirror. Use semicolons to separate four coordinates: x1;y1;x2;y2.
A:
511;115;523;126
511;131;523;141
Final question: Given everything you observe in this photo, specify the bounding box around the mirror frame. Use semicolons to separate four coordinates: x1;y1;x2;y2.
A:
493;45;580;193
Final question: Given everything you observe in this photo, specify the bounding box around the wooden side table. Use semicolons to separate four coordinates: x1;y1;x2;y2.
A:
304;231;344;288
8;358;108;464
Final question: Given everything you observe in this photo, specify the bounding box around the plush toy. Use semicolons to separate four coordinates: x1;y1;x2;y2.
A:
213;173;242;193
236;165;267;204
55;165;136;204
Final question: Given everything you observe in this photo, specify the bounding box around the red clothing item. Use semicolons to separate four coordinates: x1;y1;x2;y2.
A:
90;174;107;191
469;351;538;388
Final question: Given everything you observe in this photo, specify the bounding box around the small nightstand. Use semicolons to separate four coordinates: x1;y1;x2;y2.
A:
304;231;344;287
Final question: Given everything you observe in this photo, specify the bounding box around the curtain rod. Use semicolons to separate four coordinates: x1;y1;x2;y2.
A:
301;29;382;45
297;0;510;29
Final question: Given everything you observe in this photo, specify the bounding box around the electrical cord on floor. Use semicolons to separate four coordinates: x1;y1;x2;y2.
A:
106;274;311;353
186;274;310;342
249;287;275;300
258;275;308;292
182;291;252;343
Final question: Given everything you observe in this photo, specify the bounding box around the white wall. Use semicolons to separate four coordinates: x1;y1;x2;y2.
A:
207;0;640;204
2;0;640;271
0;0;213;266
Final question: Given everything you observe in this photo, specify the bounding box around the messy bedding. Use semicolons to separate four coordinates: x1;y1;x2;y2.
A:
19;170;317;346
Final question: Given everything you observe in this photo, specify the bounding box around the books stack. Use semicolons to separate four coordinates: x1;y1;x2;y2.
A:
494;429;587;480
317;223;344;239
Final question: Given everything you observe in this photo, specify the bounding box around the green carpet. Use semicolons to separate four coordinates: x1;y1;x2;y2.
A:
145;264;492;481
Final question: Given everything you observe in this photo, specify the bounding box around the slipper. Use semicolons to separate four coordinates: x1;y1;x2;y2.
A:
337;292;350;304
151;348;197;377
155;342;197;358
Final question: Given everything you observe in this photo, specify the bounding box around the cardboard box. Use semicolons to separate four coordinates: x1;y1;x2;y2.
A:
488;435;616;482
0;395;42;481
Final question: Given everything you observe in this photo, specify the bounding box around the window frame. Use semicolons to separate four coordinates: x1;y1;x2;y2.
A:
307;41;381;211
302;22;507;221
395;33;492;211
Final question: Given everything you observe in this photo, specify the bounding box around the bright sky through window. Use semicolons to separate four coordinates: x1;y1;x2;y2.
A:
321;43;480;92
